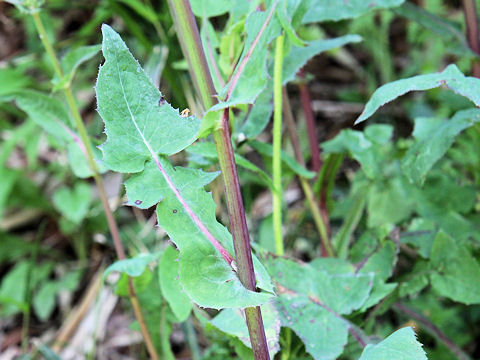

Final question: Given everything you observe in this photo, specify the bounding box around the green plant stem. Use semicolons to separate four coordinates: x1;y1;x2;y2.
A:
166;1;270;359
462;0;480;77
393;303;470;360
31;12;159;360
335;186;367;258
181;318;201;360
273;34;285;256
281;88;334;257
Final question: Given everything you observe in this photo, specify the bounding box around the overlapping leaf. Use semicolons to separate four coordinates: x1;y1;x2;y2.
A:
302;0;405;23
215;5;281;108
430;231;480;304
282;35;362;84
356;64;480;124
401;109;480;185
159;246;192;322
96;25;273;309
267;257;374;360
358;327;427;360
210;301;281;358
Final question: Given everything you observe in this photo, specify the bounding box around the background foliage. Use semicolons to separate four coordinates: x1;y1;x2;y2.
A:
0;0;479;359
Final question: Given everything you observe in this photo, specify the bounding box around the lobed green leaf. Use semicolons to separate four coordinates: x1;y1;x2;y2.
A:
96;25;273;309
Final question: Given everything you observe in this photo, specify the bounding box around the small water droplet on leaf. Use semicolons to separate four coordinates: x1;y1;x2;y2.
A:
135;200;142;205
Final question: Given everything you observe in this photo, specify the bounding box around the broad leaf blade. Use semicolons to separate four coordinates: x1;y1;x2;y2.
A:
401;109;480;185
97;25;273;309
358;327;427;360
125;160;273;308
430;231;480;304
159;246;192;322
356;64;480;124
268;258;374;360
96;25;200;173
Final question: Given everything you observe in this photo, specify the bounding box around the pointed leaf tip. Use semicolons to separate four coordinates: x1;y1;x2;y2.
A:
358;64;480;123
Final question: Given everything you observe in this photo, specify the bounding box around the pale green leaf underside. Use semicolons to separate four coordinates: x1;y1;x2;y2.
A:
125;159;273;309
358;327;427;360
159;246;192;322
97;25;200;173
97;25;273;309
210;301;281;358
303;0;405;23
356;64;480;124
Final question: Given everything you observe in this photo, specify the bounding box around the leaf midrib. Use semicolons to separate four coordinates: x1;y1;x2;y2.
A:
111;44;234;266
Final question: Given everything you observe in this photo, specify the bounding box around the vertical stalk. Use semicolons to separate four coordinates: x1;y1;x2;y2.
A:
462;0;480;77
282;88;334;257
297;70;321;172
273;34;285;256
31;12;159;360
166;1;270;359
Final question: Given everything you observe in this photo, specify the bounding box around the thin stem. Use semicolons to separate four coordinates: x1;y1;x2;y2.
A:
297;70;332;239
393;303;470;360
31;12;159;360
167;1;270;359
273;34;285;256
297;70;321;172
282;88;334;257
462;0;480;77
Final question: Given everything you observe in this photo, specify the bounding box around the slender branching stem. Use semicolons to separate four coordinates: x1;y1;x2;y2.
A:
297;70;331;237
273;34;285;256
462;0;480;77
297;69;321;172
166;1;270;358
31;12;159;360
282;88;334;257
393;303;470;360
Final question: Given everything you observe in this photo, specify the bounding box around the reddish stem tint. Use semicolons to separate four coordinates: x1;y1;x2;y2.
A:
462;0;480;77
